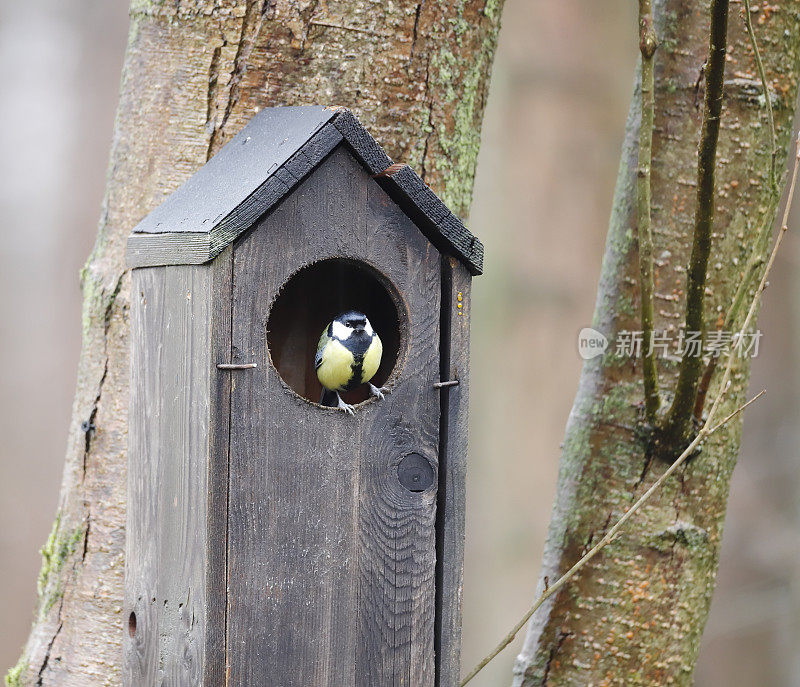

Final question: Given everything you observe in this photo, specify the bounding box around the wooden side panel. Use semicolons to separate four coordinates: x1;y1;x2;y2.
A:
125;267;165;686
205;248;232;686
125;263;225;686
226;146;441;686
435;258;472;687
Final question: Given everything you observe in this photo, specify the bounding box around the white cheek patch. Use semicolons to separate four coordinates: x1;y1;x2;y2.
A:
332;320;353;340
364;319;374;337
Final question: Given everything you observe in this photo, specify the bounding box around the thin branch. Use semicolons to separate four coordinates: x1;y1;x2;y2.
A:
662;0;730;441
743;0;778;191
708;390;765;433
693;359;717;421
637;0;661;423
459;390;766;687
693;0;782;420
460;132;800;687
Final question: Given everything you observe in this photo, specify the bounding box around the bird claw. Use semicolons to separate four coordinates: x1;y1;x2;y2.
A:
337;396;355;415
368;383;390;400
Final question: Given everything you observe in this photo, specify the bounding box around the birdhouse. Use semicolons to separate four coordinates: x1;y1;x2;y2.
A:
124;106;482;687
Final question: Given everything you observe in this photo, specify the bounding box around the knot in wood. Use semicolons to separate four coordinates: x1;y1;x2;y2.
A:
397;453;435;493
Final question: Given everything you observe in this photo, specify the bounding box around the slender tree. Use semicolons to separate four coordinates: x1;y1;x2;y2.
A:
6;1;504;684
512;0;800;685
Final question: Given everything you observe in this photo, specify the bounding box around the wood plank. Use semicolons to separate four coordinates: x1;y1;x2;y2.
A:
226;146;441;686
126;232;212;269
226;153;363;687
156;265;213;685
206;247;233;685
125;263;221;686
125;266;166;686
356;166;442;687
332;110;394;175
435;257;472;687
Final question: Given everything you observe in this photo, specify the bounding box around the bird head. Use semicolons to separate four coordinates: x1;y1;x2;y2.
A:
332;310;372;339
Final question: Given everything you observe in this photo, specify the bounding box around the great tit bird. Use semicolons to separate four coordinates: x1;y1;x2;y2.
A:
315;310;387;414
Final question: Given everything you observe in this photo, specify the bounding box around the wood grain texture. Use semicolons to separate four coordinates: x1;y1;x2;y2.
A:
19;2;503;682
125;267;165;686
205;247;233;686
125;263;227;686
226;146;441;686
373;165;483;275
332;110;394;175
355;165;442;687
435;257;471;687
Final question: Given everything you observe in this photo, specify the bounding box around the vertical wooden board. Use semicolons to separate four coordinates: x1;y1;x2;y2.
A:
435;258;471;687
125;267;166;686
153;264;213;685
354;166;441;687
226;146;441;686
205;247;233;686
125;264;219;686
226;153;364;687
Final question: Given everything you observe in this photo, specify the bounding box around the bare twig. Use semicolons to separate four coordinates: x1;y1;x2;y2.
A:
637;0;661;423
693;0;780;420
743;0;778;191
460;390;766;686
662;0;730;442
694;0;781;419
708;390;766;433
460;133;800;687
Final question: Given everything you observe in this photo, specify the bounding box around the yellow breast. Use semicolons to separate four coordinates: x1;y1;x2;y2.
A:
361;334;382;384
316;339;355;391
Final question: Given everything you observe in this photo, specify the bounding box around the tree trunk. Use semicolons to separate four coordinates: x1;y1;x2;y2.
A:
513;1;800;685
6;1;504;684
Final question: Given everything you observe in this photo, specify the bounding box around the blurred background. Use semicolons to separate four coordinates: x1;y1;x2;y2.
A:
1;1;798;685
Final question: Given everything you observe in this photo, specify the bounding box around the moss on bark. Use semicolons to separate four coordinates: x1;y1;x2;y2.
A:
10;0;505;684
513;1;800;685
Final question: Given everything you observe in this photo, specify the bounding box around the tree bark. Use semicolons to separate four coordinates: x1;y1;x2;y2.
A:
513;1;800;685
6;1;504;684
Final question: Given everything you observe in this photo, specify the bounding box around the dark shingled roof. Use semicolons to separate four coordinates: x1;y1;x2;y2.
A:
126;106;484;274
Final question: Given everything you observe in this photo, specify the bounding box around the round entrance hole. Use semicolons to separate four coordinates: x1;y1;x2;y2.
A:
267;259;405;407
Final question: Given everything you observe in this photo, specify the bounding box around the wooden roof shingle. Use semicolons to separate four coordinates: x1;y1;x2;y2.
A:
126;106;483;274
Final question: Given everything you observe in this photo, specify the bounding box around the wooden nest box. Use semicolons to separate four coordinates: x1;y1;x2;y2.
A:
124;106;482;686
